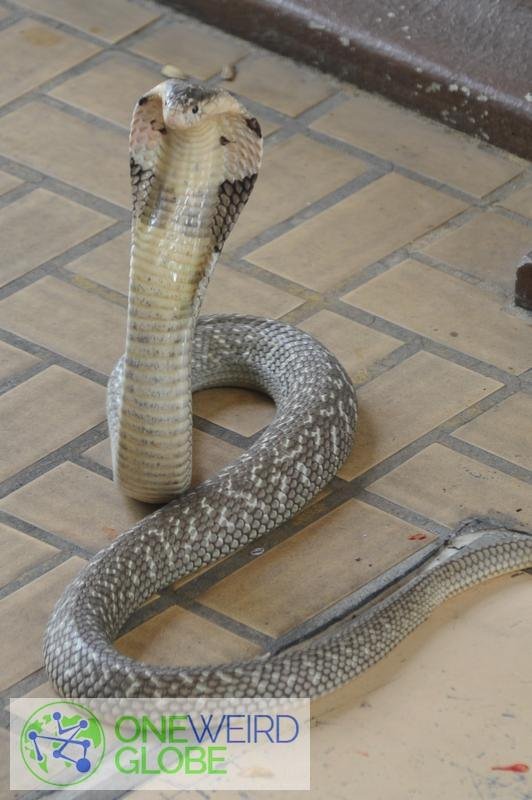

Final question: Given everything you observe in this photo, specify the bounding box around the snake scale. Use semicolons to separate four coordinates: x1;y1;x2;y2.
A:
44;81;532;699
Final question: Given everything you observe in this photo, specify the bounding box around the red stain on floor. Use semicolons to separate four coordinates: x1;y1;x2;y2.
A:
408;533;428;541
491;763;529;773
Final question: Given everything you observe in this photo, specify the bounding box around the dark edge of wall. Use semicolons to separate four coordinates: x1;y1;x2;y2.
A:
166;0;532;160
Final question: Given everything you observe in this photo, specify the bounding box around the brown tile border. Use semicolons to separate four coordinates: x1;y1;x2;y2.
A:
167;0;532;159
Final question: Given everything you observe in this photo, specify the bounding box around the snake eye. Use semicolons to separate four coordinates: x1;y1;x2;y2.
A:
191;105;199;114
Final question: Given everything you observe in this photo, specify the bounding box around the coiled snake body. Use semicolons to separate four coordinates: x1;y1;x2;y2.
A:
44;82;532;699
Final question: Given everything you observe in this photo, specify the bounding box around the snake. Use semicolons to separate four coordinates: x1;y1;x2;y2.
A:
43;80;532;699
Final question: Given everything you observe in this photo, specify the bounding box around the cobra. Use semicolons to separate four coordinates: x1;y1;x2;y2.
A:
44;81;532;698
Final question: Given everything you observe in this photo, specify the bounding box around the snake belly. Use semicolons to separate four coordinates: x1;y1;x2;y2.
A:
43;81;532;699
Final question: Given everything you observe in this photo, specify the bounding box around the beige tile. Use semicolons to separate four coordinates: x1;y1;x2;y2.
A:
203;264;300;317
229;54;333;116
225;134;368;252
0;19;99;106
129;19;249;79
259;117;281;137
84;437;113;470
310;574;532;800
201;499;435;635
0;557;85;691
312;95;523;197
0;189;112;286
50;53;163;127
338;352;501;480
0;366;105;481
117;606;261;666
69;230;130;293
190;429;243;485
370;443;532;528
0;102;129;206
23;679;58;699
0;523;57;587
344;259;532;374
0;341;40;382
299;310;401;383
0;170;22;195
248;174;467;292
0;276;126;374
86;429;243;487
499;183;532;220
1;724;29;798
421;211;531;293
454;392;532;471
15;0;160;42
193;387;274;437
0;462;150;552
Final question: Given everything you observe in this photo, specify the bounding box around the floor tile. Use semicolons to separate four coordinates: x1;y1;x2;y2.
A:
0;731;15;800
258;117;281;137
453;392;532;471
190;430;243;485
200;499;435;636
0;366;105;481
193;388;275;437
0;462;150;552
344;259;532;374
129;19;249;79
0;523;57;588
338;352;501;480
225;134;367;252
15;0;160;42
203;264;300;318
0;341;40;382
85;428;243;487
83;438;113;469
0;19;99;106
421;211;531;293
499;183;532;220
369;443;532;528
299;310;401;383
0;102;129;206
0;170;22;195
0;557;85;691
50;53;162;127
311;94;523;197
117;606;261;666
68;230;130;293
0;276;126;374
0;189;112;286
229;54;334;116
248;174;467;292
311;573;532;800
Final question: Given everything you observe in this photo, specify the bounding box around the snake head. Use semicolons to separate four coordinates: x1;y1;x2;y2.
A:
135;80;246;131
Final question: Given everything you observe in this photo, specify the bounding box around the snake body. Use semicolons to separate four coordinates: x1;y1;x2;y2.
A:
44;81;532;699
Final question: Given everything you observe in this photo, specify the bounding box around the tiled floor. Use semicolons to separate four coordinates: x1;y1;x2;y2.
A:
0;0;531;798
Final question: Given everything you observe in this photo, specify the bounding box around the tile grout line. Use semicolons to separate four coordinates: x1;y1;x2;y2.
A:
0;509;95;561
0;220;129;302
0;420;110;500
